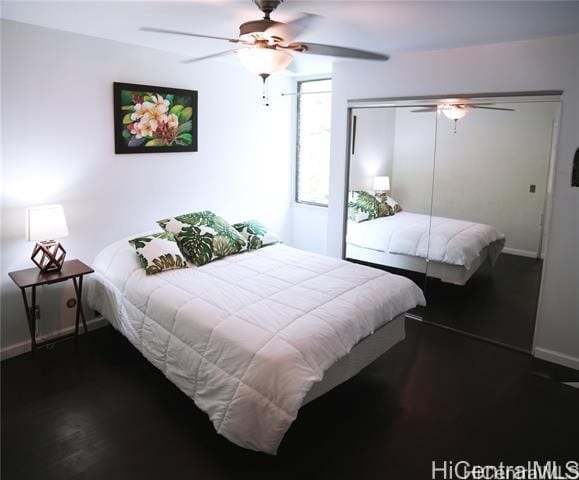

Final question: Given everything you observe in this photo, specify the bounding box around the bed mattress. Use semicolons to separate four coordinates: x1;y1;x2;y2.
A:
302;313;406;405
87;239;425;454
347;211;505;269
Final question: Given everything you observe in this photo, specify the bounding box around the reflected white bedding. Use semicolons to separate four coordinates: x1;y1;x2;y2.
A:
347;212;505;269
87;239;425;454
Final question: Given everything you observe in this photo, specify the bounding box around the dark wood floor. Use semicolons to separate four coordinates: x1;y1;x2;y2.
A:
424;254;543;351
2;320;578;480
349;253;542;351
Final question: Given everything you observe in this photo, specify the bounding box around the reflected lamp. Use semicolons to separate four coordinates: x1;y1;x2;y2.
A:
373;176;391;195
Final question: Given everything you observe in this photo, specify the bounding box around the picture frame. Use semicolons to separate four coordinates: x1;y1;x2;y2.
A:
113;82;198;154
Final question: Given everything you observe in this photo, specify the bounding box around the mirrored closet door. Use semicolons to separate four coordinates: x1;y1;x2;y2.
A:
343;93;561;351
424;98;560;351
345;105;438;318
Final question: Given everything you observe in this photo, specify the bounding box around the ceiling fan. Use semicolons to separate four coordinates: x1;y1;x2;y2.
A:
140;0;389;83
412;101;515;132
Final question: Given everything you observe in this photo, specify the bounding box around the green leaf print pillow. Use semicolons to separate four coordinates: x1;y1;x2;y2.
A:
348;191;380;222
348;191;402;222
376;194;402;215
232;220;279;250
128;232;188;275
157;210;247;266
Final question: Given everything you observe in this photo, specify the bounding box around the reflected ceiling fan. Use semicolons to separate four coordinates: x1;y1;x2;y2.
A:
412;101;515;133
141;0;389;86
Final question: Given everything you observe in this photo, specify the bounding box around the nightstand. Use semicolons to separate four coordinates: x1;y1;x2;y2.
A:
8;260;94;351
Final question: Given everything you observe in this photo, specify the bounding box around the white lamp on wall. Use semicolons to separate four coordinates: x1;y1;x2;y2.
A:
26;204;69;272
373;176;391;195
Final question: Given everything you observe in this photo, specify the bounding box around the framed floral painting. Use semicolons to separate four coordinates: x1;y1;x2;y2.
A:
113;82;198;154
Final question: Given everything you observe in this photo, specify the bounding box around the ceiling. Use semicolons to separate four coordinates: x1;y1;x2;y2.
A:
3;1;579;75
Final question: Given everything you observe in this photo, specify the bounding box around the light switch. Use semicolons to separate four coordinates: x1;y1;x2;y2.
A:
529;184;536;193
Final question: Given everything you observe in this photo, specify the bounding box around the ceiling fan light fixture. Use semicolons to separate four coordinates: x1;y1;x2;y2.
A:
440;104;471;120
236;47;293;77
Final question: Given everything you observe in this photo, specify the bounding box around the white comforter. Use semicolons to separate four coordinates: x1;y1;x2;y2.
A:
87;239;425;454
347;212;505;269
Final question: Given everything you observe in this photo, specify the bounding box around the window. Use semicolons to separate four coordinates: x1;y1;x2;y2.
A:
295;79;332;206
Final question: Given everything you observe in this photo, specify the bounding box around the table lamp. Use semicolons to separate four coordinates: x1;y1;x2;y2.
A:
26;204;69;272
373;176;391;195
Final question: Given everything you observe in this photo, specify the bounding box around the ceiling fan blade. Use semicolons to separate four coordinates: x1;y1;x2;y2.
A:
285;42;389;61
411;107;438;113
180;49;238;64
140;27;239;43
471;105;516;111
264;13;318;43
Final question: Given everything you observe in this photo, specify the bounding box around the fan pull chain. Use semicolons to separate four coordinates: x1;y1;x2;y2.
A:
263;81;269;107
453;119;458;133
259;73;270;107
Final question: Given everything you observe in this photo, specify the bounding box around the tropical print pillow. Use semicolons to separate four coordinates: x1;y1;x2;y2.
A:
158;210;247;266
128;232;188;275
376;194;403;215
348;191;402;222
348;191;380;222
232;220;279;250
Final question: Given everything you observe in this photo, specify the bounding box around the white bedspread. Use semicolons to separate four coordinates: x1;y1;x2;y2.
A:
347;212;505;269
87;239;425;454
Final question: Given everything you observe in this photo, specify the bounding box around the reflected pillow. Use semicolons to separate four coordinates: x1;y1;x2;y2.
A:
158;210;247;266
348;191;379;222
232;220;279;249
348;191;402;222
129;232;188;275
376;194;402;215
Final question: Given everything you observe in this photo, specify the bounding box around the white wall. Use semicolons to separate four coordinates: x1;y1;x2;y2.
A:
390;108;437;215
290;204;328;255
349;108;396;191
327;34;579;369
432;101;556;255
0;20;294;355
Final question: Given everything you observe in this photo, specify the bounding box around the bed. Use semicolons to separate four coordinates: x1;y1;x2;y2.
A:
87;237;425;454
346;211;506;285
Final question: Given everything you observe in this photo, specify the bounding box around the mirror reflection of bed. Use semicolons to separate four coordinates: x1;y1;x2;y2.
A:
344;95;560;351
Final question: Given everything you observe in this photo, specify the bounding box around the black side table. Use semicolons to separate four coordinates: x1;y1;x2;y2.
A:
8;260;94;351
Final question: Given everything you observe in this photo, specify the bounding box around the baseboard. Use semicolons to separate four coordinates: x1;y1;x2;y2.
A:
1;316;109;361
502;247;541;258
534;347;579;371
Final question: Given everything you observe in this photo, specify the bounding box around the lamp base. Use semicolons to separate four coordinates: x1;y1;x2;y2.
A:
31;241;66;272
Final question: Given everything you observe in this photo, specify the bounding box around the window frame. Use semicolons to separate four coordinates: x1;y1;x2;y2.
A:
295;77;332;207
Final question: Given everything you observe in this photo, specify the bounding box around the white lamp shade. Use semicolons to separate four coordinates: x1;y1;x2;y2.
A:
236;47;293;76
26;204;69;241
373;176;391;192
441;104;471;120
